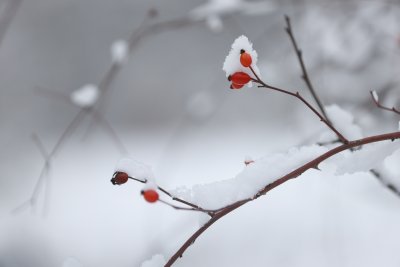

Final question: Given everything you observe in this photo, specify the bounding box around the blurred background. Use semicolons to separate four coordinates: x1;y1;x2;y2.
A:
1;0;400;266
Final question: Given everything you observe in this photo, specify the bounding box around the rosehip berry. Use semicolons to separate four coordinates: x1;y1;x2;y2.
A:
142;189;159;203
111;172;129;185
230;83;244;89
230;72;251;85
240;50;252;67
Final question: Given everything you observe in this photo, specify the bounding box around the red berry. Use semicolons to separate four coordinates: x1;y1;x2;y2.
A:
111;172;129;185
230;83;244;89
240;51;252;67
142;189;159;203
230;72;251;85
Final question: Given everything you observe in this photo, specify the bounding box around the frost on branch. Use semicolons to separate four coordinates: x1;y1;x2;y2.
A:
140;254;166;267
171;145;328;209
70;84;99;108
223;35;260;82
318;104;363;143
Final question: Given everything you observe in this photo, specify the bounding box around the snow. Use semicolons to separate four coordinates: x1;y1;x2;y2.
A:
327;140;400;175
115;158;154;181
372;90;379;102
318;104;363;142
382;148;400;189
142;181;158;191
111;40;129;64
171;145;328;209
140;254;166;267
223;35;261;79
197;213;211;226
62;258;82;267
70;84;99;108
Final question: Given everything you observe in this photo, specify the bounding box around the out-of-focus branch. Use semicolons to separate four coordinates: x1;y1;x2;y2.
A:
115;173;217;216
0;0;22;48
14;10;199;216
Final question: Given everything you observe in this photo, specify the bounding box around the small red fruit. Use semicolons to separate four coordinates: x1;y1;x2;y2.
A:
240;50;252;67
142;189;159;203
230;83;244;89
111;172;129;185
230;72;251;85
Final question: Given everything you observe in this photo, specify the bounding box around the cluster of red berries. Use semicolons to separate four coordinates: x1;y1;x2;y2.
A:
111;171;159;203
228;49;253;89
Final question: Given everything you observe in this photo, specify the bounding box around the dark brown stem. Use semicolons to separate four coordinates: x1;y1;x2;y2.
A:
284;15;330;122
249;66;349;144
125;176;215;215
165;131;400;266
370;91;400;115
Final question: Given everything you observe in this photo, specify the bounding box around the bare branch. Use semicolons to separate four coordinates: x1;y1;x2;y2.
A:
249;66;349;143
284;15;330;122
370;90;400;115
122;175;216;216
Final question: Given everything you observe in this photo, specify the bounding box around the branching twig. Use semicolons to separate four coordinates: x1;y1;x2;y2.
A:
120;175;217;216
283;15;400;198
370;90;400;115
14;11;198;215
165;131;400;266
249;66;349;143
284;15;330;122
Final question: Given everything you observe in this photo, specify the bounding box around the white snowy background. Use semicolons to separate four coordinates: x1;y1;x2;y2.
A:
1;0;400;266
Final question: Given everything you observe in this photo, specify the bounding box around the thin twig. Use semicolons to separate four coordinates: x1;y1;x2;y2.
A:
284;15;330;122
370;169;400;197
370;90;400;115
123;176;216;216
165;131;400;266
249;66;349;143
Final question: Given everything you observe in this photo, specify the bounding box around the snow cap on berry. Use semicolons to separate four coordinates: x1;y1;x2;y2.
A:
223;35;260;85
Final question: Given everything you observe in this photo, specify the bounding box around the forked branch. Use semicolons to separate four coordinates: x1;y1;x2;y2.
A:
249;66;349;143
370;90;400;115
